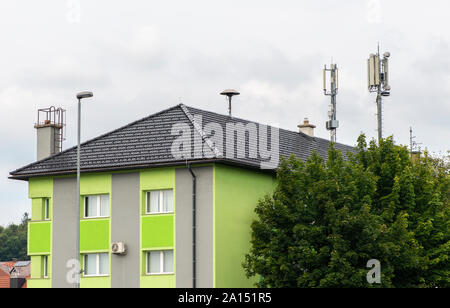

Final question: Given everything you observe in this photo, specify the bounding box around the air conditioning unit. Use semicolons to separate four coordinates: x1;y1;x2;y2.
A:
111;242;127;255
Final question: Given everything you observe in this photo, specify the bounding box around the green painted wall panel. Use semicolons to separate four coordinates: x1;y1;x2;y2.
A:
140;167;176;285
28;177;53;288
31;198;52;221
80;219;110;252
81;277;111;288
140;275;175;288
80;173;111;195
141;215;174;248
28;222;51;255
30;256;42;279
31;199;43;221
30;255;52;280
214;164;276;288
140;168;175;191
29;177;53;198
27;279;52;288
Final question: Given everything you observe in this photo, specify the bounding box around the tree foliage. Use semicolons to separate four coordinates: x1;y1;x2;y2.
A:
243;135;449;288
0;213;30;261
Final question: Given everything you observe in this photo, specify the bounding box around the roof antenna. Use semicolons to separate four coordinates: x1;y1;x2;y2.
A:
409;126;422;159
368;44;391;141
220;89;240;117
323;61;339;143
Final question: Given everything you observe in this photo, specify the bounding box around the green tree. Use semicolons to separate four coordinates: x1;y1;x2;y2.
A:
0;213;30;261
243;135;449;288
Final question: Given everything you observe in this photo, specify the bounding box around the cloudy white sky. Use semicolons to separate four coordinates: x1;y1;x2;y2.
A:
1;0;449;226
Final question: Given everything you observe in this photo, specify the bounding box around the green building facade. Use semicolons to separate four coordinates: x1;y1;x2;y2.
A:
26;164;275;288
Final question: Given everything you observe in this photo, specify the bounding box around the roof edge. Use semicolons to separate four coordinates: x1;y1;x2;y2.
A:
8;158;275;181
9;104;186;176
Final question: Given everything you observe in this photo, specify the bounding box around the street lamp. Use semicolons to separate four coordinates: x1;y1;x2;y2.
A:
75;91;93;288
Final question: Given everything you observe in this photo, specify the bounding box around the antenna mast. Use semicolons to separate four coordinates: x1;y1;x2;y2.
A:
409;126;422;158
368;45;391;141
323;62;339;142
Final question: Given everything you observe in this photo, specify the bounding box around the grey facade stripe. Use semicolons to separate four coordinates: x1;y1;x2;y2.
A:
175;166;214;288
111;173;141;288
52;177;78;288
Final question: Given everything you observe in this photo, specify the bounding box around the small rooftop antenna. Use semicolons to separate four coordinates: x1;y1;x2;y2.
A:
323;61;339;142
368;44;391;141
220;89;240;117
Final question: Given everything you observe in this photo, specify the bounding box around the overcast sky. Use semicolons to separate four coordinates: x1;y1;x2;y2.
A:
1;0;449;226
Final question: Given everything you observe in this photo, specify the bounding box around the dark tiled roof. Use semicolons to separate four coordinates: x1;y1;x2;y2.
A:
9;104;355;180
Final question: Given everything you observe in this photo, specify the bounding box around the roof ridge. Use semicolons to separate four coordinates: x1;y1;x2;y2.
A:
184;105;354;149
10;104;185;176
179;104;222;158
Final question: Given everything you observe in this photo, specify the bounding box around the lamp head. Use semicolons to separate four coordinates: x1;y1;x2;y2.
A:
220;89;240;98
76;91;94;100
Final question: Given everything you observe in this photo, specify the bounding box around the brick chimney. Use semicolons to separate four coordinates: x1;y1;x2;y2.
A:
298;118;316;137
35;107;66;160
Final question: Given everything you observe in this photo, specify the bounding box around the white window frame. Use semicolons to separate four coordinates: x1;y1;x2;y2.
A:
43;255;48;278
84;195;110;219
44;198;50;221
145;190;174;214
146;250;174;275
83;253;109;277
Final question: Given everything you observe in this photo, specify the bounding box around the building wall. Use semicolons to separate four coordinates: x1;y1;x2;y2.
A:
111;173;140;288
214;164;276;288
52;177;77;288
27;164;275;288
28;177;52;288
79;173;111;288
140;167;176;288
175;166;214;288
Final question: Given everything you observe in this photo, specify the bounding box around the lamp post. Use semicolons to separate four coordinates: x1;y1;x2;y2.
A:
75;91;93;288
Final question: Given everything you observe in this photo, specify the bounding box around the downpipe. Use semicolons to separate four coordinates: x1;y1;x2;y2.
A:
188;164;197;288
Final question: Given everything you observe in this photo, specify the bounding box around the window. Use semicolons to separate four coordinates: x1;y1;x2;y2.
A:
84;195;110;218
146;250;174;275
84;253;109;277
43;255;48;278
146;190;173;214
43;199;50;220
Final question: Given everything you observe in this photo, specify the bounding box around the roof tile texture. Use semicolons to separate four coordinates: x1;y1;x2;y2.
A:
10;104;355;178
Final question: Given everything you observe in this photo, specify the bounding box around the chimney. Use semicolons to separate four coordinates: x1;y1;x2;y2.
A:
298;118;316;137
411;151;421;162
35;107;66;160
